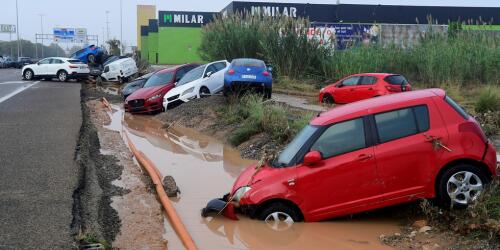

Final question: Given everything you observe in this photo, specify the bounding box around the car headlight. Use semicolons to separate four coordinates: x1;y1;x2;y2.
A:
182;87;194;96
147;94;162;102
320;87;325;92
232;186;251;203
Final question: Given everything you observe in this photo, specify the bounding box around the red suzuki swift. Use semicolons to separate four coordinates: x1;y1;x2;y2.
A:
203;89;497;224
319;73;412;104
125;64;198;114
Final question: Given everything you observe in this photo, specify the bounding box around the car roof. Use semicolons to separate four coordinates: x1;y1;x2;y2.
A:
156;64;198;74
311;88;445;126
349;73;401;77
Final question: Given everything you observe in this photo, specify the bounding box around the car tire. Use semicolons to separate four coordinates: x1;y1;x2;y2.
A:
436;164;490;209
322;94;334;104
200;86;210;98
87;54;96;64
258;202;301;231
57;70;68;82
23;69;34;81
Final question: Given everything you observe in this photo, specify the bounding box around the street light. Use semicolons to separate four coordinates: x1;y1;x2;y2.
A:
16;0;20;58
40;14;44;58
120;0;123;55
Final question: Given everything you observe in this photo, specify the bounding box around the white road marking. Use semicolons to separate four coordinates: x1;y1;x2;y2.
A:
0;81;28;85
0;81;40;104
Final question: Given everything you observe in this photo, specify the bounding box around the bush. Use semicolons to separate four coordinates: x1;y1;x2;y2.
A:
475;87;500;113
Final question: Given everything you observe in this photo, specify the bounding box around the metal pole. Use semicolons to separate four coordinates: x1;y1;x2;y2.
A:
105;11;110;42
16;0;20;58
9;32;13;58
40;14;44;58
35;35;38;59
120;0;123;55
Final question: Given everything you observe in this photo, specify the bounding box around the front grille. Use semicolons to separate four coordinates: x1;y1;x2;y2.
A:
167;94;180;101
128;99;145;108
167;99;184;110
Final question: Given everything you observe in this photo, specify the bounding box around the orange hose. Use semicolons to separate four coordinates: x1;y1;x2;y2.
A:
101;97;112;112
124;132;197;250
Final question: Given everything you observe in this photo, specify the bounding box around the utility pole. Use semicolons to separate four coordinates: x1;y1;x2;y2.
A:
120;0;123;55
40;14;44;58
105;10;110;42
16;0;20;58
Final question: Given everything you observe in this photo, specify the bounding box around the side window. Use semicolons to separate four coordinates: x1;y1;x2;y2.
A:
38;59;50;64
384;75;408;85
374;106;429;143
359;76;377;85
51;59;63;64
311;118;366;158
214;62;227;71
175;69;186;82
204;64;217;77
341;76;360;86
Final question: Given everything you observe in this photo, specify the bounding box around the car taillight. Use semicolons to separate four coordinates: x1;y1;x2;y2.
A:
69;65;78;68
262;71;270;77
90;46;96;50
228;69;235;75
459;121;488;143
385;85;399;92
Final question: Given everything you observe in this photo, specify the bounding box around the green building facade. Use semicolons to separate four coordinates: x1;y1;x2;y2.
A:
140;26;149;61
147;19;159;64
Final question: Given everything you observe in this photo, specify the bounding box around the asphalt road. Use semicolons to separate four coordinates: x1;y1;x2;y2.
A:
0;68;82;249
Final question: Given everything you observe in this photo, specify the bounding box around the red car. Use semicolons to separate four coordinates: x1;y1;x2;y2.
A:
125;64;198;114
319;73;412;104
203;89;497;225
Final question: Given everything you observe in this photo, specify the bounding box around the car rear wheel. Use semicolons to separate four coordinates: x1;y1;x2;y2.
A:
200;86;210;97
437;164;490;209
57;70;68;82
23;69;34;80
258;202;301;231
87;54;96;64
322;94;334;104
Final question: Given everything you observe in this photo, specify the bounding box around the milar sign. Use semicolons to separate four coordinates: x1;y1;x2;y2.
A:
159;11;217;27
250;6;297;17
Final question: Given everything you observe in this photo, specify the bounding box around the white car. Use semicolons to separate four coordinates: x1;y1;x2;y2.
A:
101;57;138;83
163;60;229;110
22;57;90;82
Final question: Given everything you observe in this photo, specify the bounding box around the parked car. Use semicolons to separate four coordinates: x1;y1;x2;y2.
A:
203;89;497;224
70;44;104;64
223;58;273;99
319;73;412;104
22;57;90;82
101;57;138;83
121;71;155;100
163;60;229;110
124;64;199;114
14;57;33;69
2;57;15;68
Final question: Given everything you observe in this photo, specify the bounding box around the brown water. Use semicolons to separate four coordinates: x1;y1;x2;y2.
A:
113;109;400;250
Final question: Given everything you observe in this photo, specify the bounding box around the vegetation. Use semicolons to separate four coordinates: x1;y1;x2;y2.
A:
106;39;122;56
200;14;500;86
0;39;66;59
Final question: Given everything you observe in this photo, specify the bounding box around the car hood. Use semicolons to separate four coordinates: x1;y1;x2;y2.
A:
126;84;171;101
231;163;281;193
166;79;200;97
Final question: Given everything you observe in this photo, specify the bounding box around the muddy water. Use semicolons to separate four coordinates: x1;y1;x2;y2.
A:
113;109;400;250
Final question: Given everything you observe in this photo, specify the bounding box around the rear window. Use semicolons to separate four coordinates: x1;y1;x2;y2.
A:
67;60;84;64
384;75;408;85
232;59;265;68
445;96;469;119
374;105;429;143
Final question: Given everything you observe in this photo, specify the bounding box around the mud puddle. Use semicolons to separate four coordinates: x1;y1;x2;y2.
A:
111;107;401;249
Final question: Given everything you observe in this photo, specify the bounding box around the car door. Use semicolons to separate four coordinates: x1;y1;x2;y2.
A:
210;61;228;93
48;58;64;76
334;76;360;103
296;117;382;220
355;76;379;100
202;63;220;93
372;103;448;201
35;58;51;75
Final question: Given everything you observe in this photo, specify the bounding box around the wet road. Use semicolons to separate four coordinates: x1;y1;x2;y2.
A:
0;68;82;249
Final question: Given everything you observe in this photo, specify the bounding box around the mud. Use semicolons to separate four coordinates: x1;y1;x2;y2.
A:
120;110;402;250
72;86;126;246
86;99;167;249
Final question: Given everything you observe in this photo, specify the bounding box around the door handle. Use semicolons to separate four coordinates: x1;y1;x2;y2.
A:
357;154;373;161
368;88;373;90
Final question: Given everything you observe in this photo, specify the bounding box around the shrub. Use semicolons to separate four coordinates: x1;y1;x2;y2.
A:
475;87;500;113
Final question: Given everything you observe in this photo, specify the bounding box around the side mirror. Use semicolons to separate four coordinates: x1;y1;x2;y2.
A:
303;151;322;166
337;83;344;88
37;62;41;65
206;71;213;78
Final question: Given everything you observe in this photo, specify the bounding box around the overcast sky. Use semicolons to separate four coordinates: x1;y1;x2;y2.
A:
1;0;499;48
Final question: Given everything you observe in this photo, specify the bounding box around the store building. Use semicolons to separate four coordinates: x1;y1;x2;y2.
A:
138;2;500;64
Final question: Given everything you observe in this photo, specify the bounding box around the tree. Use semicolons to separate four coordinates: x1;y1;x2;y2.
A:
106;39;121;56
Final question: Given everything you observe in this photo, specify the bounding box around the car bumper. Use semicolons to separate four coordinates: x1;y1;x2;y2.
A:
125;101;163;114
69;72;89;79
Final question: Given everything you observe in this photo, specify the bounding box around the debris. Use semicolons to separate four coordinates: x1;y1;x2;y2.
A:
419;226;432;233
409;231;417;238
413;219;428;229
162;175;180;197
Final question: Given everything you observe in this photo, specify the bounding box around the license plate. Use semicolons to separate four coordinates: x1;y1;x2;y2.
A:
242;74;256;79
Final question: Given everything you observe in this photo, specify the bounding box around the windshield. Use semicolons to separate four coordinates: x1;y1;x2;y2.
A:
143;71;174;88
273;125;318;167
177;65;205;86
233;59;265;68
103;56;119;65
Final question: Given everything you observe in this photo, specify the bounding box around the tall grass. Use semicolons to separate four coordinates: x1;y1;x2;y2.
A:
199;14;500;86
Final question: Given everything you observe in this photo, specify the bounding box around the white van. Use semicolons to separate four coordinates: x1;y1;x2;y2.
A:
101;57;138;83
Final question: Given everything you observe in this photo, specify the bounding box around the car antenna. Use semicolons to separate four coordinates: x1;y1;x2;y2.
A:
317;111;322;117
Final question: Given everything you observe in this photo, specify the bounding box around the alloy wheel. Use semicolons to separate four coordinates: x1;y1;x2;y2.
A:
59;72;67;82
446;171;483;205
24;70;33;80
264;212;294;231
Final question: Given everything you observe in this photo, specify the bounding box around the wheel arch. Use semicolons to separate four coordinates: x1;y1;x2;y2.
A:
255;198;304;221
435;158;493;194
321;92;334;103
23;68;33;75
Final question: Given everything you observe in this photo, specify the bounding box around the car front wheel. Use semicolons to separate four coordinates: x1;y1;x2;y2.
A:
88;54;96;64
23;69;34;80
437;164;490;208
200;86;210;97
57;70;68;82
322;94;334;104
258;202;301;231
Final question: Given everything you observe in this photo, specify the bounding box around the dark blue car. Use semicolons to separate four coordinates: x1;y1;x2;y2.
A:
70;44;104;64
223;58;273;99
